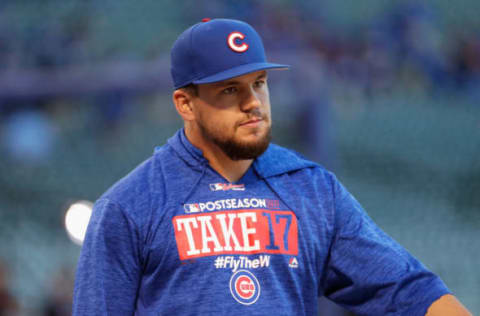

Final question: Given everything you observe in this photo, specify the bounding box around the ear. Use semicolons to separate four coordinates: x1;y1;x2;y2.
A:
172;89;195;121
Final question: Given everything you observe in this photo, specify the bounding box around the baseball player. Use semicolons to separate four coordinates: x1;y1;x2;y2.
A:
72;18;472;315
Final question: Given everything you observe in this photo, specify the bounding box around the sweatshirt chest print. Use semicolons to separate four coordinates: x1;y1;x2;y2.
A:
174;195;300;306
209;182;245;191
173;207;298;261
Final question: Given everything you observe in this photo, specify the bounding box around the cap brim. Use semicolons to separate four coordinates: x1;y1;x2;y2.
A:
192;62;289;85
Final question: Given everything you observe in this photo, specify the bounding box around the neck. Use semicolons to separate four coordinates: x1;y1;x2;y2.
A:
185;127;253;183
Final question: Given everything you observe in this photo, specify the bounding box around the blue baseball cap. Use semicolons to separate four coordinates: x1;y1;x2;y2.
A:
170;18;289;89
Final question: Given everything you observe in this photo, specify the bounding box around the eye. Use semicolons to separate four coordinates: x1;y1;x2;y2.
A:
254;80;266;88
222;86;237;95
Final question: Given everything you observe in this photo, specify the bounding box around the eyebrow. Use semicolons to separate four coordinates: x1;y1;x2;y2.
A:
213;72;267;87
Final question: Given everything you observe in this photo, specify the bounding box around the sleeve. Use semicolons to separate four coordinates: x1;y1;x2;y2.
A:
323;175;451;316
72;198;143;315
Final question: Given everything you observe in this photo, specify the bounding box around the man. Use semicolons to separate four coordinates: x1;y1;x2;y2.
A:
73;18;472;315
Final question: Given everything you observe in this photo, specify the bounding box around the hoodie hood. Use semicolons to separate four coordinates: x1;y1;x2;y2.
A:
163;129;319;217
253;144;318;178
165;129;208;172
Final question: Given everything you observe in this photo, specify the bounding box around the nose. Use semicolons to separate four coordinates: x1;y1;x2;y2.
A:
240;87;262;112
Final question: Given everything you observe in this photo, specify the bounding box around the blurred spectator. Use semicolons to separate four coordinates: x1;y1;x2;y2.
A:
42;267;74;316
452;33;480;99
95;91;132;135
375;3;451;93
0;260;19;316
1;103;57;165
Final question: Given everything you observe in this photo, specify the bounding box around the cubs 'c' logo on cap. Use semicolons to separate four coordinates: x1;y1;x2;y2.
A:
229;270;260;305
227;31;249;53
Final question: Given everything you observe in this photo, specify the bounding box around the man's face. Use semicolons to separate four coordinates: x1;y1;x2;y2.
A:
189;70;271;160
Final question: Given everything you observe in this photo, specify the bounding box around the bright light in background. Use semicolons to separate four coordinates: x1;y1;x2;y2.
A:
65;200;93;246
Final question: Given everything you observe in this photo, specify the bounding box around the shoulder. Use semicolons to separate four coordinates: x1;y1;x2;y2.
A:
97;147;168;227
101;155;157;204
95;140;195;223
101;139;186;201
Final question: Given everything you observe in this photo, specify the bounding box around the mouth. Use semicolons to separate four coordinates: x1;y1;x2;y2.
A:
239;117;264;127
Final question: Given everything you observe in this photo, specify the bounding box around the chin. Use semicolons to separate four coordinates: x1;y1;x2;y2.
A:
240;131;266;141
236;134;267;148
221;128;271;161
239;124;270;138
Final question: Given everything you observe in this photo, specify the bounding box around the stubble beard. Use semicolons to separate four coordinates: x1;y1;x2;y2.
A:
197;119;271;161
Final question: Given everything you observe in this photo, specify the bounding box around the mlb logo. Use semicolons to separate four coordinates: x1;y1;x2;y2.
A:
184;203;201;213
209;183;224;191
209;183;245;191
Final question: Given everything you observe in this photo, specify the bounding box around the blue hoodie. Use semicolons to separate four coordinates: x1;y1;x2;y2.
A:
73;129;449;315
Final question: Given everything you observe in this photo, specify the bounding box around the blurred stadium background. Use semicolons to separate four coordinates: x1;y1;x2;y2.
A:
0;0;479;315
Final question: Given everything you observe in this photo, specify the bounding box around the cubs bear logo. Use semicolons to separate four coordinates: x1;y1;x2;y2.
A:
229;270;260;305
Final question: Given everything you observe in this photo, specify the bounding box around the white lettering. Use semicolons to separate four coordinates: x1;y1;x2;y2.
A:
233;257;241;272
215;255;271;272
219;200;226;209
184;198;268;212
258;198;266;208
237;212;260;251
176;218;200;256
260;255;270;267
216;213;243;251
225;256;233;268
237;199;245;208
196;215;223;254
206;202;215;211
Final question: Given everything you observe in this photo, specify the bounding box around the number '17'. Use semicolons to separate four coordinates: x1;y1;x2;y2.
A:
262;212;292;250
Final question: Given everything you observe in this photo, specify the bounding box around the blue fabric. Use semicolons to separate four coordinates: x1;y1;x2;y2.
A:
73;129;450;315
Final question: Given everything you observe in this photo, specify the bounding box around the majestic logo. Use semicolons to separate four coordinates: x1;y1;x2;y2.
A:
229;270;260;305
288;257;298;268
209;183;245;191
227;32;249;53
